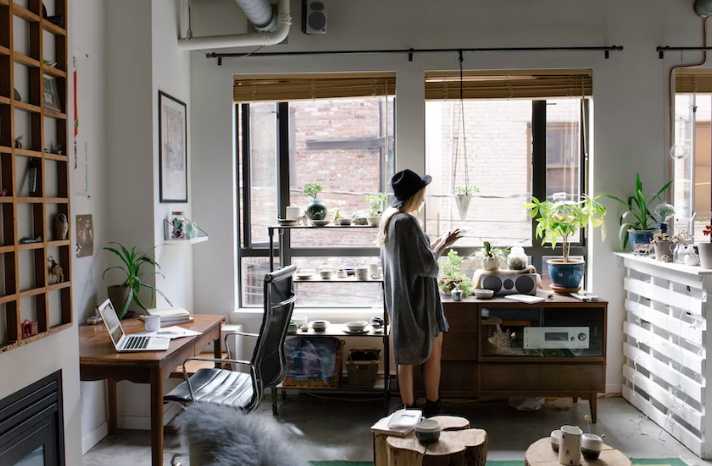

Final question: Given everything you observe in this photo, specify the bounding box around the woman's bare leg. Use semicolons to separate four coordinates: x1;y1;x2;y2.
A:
422;333;444;402
397;364;415;406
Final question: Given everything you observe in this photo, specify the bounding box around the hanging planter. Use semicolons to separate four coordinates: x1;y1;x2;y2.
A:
453;186;479;220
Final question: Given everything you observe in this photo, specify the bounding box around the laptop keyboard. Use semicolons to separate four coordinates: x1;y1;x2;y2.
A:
124;336;149;350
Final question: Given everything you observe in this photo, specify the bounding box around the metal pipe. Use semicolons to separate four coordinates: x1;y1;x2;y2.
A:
234;0;276;31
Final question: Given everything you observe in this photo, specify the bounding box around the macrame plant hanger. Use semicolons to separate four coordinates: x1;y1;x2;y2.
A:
453;50;473;220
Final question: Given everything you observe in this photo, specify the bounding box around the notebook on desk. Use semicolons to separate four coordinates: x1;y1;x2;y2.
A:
98;299;170;352
140;308;194;326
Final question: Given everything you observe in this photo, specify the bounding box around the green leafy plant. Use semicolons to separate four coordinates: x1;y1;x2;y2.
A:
438;249;474;297
473;241;509;260
605;173;672;249
365;193;388;217
525;195;606;263
454;185;480;196
303;183;324;199
103;242;172;319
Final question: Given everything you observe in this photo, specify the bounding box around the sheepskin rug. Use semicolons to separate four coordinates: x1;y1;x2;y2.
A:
176;403;312;466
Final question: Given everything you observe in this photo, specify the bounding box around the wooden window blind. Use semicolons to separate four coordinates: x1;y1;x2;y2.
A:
233;73;396;102
424;70;592;100
675;69;712;93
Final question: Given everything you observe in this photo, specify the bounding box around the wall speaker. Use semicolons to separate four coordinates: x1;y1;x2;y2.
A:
481;273;537;296
302;0;327;34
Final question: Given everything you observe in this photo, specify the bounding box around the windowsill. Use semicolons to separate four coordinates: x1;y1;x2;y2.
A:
232;307;384;320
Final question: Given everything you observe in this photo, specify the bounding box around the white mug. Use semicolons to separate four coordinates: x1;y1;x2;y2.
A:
285;206;301;221
368;263;382;277
337;269;347;279
144;315;161;332
356;267;369;281
558;425;582;466
371;266;383;279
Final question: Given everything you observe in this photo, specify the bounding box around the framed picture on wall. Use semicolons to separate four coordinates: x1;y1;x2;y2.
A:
43;75;60;111
159;91;188;203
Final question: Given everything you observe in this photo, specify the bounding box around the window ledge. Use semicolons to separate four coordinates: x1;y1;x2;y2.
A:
231;307;384;320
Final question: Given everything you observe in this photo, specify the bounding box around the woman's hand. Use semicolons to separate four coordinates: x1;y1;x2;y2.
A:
433;229;462;256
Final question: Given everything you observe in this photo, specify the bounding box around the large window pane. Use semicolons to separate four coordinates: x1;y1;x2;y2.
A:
247;103;278;245
240;256;277;306
289;97;394;247
425;100;533;248
546;100;581;201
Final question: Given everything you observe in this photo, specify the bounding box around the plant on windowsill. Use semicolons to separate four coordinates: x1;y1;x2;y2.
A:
524;194;606;291
438;249;474;297
473;241;509;272
303;183;327;221
103;242;173;319
365;193;388;226
454;185;479;221
605;173;672;251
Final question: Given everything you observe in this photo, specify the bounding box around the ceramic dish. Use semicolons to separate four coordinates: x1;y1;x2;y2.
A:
338;218;353;226
310;320;330;331
311;219;330;227
345;320;369;331
343;327;370;334
415;419;441;445
296;268;315;280
474;289;494;299
277;218;296;226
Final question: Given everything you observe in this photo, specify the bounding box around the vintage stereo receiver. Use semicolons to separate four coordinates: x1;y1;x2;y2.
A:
523;327;590;349
481;273;537;296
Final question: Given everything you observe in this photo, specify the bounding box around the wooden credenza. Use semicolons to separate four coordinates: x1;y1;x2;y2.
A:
414;292;608;421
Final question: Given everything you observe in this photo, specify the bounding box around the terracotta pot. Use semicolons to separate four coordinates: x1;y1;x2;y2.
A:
107;285;130;318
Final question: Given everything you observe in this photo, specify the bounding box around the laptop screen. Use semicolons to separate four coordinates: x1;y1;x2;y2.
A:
99;300;124;347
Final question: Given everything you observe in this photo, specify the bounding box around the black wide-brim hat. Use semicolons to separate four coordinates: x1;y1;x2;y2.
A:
390;169;432;208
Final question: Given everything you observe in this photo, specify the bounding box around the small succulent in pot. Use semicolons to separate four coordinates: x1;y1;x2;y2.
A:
365;193;388;226
474;241;509;271
303;183;327;220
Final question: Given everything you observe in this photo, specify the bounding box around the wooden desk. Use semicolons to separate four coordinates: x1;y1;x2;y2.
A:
79;314;225;466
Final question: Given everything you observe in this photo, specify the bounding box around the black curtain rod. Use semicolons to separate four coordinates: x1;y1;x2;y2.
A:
657;46;712;59
208;45;623;65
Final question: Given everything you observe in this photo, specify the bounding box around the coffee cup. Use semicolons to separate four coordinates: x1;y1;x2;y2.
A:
285;206;301;221
337;269;347;279
371;266;383;279
319;269;333;279
356;266;369;280
144;315;161;332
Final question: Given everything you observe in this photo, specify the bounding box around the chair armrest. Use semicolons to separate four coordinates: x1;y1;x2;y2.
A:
223;332;258;359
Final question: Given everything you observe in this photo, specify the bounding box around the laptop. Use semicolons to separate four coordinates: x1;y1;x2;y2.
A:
97;299;171;352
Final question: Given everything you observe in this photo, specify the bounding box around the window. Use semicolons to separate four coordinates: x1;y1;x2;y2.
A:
424;71;590;285
236;75;395;307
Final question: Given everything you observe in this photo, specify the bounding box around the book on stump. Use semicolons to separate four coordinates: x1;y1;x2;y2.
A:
371;409;422;437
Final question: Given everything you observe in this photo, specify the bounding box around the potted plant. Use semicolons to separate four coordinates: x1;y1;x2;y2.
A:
438;249;474;297
651;229;673;262
454;185;479;220
365;193;388;226
303;183;327;220
474;241;509;271
103;242;172;319
605;173;672;250
525;195;606;290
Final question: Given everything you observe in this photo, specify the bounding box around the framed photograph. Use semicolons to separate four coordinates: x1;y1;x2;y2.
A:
159;91;188;203
43;75;60;111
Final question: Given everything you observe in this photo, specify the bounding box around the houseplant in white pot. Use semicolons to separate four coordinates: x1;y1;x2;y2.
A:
525;194;606;291
103;242;173;319
454;184;479;220
365;193;387;226
474;241;508;271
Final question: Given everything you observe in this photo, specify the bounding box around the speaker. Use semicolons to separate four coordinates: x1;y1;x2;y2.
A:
302;0;327;34
481;273;537;296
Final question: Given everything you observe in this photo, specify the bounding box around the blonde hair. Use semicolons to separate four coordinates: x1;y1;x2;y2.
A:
375;188;426;245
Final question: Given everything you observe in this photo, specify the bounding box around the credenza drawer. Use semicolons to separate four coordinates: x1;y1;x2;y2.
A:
479;364;604;391
442;333;477;361
444;308;477;333
415;362;478;395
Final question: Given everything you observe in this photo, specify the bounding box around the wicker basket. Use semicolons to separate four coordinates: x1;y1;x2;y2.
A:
282;340;344;389
345;348;381;388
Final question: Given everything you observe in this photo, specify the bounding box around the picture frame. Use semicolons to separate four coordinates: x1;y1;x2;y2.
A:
42;75;60;111
158;91;188;203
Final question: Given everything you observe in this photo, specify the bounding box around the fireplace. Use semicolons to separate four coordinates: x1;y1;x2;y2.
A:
0;371;64;466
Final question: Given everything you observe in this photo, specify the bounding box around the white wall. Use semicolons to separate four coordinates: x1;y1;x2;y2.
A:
190;0;706;393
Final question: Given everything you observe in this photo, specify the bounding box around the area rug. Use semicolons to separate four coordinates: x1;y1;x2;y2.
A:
310;458;689;466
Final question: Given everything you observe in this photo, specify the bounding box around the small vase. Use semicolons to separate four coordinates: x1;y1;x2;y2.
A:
482;257;499;271
558;425;582;466
306;198;327;220
697;243;712;269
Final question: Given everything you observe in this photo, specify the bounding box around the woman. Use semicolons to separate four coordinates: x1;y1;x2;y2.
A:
376;169;462;417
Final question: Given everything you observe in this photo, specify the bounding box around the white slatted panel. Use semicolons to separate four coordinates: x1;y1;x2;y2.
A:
619;254;710;459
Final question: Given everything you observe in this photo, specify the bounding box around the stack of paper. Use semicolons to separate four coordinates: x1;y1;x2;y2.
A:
371;409;422;437
141;308;194;326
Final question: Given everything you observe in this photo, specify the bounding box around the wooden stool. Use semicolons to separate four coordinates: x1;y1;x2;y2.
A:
524;438;631;466
374;415;487;466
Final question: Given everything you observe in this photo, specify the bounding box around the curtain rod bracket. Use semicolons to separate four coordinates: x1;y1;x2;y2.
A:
408;48;413;62
218;57;223;66
605;50;610;59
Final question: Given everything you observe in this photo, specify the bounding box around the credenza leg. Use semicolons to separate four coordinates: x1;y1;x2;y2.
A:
589;393;598;423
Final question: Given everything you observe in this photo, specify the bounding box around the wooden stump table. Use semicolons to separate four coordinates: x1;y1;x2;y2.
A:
524;438;631;466
373;415;487;466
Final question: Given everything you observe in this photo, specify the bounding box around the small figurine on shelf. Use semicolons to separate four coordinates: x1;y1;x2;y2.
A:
14;89;21;102
52;144;63;155
14;136;22;149
19;236;42;244
48;256;64;284
295;211;309;226
54;213;68;240
21;320;38;338
44;148;49;153
0;189;7;196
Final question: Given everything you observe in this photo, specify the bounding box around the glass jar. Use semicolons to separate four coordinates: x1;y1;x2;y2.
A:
171;211;186;239
507;246;528;271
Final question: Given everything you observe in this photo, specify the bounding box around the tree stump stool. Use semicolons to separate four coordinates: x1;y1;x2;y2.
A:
524;438;631;466
374;415;487;466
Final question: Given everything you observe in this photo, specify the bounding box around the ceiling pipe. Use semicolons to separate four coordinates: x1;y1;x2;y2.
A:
178;0;291;51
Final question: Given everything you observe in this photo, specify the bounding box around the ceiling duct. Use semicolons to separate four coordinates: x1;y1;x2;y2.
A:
695;0;712;18
178;0;291;51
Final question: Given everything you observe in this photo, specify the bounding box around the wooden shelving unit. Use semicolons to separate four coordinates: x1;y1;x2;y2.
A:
0;0;71;353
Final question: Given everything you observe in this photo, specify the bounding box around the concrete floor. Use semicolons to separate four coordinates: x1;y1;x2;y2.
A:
83;396;712;466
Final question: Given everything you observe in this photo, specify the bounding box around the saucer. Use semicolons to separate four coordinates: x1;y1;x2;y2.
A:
277;218;296;226
343;328;369;334
311;219;330;227
295;273;314;279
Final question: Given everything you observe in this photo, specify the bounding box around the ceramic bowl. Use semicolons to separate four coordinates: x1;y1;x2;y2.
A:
415;419;441;445
311;219;330;227
550;429;562;452
345;268;355;276
277;218;296;226
345;321;368;332
319;269;333;279
338;218;352;226
296;268;315;279
581;433;603;460
474;289;494;299
310;320;330;331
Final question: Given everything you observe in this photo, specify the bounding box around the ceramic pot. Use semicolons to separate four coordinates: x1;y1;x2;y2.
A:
367;216;381;226
550;429;563;452
107;285;130;319
547;259;584;289
581;433;603;460
306;198;327;220
558;425;582;466
628;229;655;251
481;257;499;271
653;240;673;262
454;194;472;221
697;242;712;269
415;419;441;445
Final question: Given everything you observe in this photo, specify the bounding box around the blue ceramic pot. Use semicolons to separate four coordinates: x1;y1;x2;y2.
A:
628;229;655;251
547;260;584;289
306;198;327;220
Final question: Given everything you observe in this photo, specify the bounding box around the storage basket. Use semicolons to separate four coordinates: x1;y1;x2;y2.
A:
345;348;381;388
282;339;344;389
